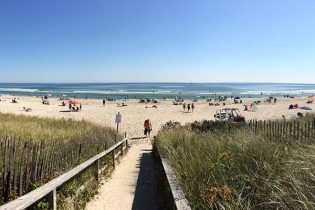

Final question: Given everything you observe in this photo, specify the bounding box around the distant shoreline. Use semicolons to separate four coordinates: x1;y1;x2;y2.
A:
0;82;314;100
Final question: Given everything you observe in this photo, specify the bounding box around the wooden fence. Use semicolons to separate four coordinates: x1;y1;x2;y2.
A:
247;118;315;142
0;137;129;210
0;134;117;205
155;146;191;210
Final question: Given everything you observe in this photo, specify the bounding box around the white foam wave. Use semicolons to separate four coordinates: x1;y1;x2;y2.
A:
0;88;40;92
198;92;233;95
241;89;315;95
73;90;174;95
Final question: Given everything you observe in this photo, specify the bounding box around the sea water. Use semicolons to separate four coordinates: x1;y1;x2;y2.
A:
0;83;314;99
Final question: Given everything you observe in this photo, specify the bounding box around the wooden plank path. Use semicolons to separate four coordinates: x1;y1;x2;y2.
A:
86;138;158;210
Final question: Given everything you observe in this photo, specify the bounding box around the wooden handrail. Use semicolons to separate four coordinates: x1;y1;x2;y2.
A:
0;138;129;210
158;147;191;210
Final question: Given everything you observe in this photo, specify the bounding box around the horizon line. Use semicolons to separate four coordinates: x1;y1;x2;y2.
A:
0;82;314;85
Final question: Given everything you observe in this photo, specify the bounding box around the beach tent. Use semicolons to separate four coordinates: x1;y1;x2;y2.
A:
300;106;312;111
69;100;80;105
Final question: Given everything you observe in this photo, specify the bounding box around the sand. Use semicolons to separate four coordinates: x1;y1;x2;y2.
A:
85;140;157;210
0;95;314;137
1;95;314;210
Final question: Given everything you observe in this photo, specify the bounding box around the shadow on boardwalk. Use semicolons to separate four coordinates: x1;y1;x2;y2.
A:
132;149;158;210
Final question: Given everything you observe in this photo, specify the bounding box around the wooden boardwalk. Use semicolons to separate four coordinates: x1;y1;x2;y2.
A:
86;139;158;210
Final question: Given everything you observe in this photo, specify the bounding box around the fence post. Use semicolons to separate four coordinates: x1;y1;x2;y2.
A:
121;143;124;156
95;159;100;183
297;122;300;141
48;189;57;210
112;149;116;168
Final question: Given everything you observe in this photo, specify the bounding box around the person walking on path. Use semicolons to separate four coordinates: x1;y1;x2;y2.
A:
144;119;152;138
191;103;195;112
187;104;191;112
183;103;186;112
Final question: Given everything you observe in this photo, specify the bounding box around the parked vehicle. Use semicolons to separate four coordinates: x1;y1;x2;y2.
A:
214;108;245;122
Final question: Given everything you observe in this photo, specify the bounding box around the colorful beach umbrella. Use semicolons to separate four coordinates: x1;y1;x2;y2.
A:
69;100;80;105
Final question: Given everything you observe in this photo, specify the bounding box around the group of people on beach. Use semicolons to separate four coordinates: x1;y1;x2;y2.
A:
68;103;82;112
182;103;195;112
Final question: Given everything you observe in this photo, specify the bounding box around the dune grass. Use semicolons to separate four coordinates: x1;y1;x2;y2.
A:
0;113;117;143
156;120;315;209
0;113;120;206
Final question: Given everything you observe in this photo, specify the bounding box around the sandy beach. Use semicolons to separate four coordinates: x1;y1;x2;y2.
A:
0;95;314;137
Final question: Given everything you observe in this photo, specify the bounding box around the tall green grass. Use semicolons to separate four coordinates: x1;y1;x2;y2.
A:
0;113;118;143
156;122;315;209
0;113;120;206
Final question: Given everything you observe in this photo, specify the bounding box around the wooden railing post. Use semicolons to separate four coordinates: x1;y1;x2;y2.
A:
112;149;116;168
95;159;100;183
48;189;57;210
121;144;124;156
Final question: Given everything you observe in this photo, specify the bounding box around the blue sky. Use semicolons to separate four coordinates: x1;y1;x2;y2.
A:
0;0;315;83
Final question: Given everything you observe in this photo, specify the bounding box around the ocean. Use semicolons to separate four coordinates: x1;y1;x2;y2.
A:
0;83;314;99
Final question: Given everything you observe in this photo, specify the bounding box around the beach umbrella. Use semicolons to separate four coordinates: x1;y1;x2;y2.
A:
69;100;80;105
300;106;312;111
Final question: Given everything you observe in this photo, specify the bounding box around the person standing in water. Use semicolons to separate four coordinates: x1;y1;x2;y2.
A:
144;119;152;138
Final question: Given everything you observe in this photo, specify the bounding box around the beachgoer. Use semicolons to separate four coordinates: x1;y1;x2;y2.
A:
144;119;152;138
183;103;186;112
103;99;106;106
187;104;191;112
191;103;195;112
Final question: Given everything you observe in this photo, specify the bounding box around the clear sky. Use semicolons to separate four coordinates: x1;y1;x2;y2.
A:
0;0;315;83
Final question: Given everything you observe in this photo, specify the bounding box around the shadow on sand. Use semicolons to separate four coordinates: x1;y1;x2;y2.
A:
132;151;158;210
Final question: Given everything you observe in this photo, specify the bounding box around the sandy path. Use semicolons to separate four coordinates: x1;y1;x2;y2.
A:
85;139;158;210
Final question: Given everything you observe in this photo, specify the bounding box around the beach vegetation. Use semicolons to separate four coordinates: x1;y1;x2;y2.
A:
0;113;120;208
155;115;315;210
